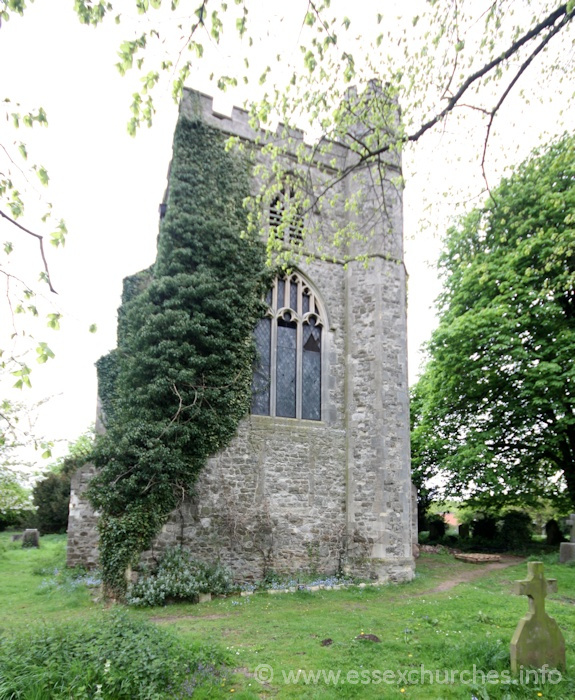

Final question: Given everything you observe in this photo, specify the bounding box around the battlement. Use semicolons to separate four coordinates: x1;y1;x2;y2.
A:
180;85;401;174
180;87;305;146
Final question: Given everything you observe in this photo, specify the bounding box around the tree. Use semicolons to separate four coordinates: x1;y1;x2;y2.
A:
2;2;574;347
0;468;32;530
68;2;575;210
1;58;67;386
411;133;575;509
5;2;575;257
0;397;53;528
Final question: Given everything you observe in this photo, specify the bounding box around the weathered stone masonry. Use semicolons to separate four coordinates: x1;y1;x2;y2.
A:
67;87;415;582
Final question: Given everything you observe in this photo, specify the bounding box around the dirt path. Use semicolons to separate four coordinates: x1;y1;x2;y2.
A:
421;555;525;595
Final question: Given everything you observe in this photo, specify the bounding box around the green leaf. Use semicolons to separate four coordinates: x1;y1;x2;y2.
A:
36;342;55;364
236;16;246;36
12;364;32;389
47;313;62;330
50;220;67;247
35;165;50;186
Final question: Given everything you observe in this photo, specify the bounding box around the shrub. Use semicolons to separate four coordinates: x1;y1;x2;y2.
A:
0;609;226;699
500;510;533;550
471;514;498;540
427;514;446;542
126;546;233;607
33;471;71;534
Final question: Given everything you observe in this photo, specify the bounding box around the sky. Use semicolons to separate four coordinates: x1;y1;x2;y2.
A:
1;1;573;464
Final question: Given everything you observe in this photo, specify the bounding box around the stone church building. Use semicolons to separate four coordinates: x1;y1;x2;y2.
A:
67;87;416;583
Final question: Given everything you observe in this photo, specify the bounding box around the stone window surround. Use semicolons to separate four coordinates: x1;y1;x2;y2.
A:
252;271;330;422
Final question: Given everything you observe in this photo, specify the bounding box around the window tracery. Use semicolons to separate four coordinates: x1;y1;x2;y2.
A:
252;272;323;421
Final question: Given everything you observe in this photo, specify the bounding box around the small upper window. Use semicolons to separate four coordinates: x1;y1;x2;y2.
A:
252;272;324;421
269;185;304;244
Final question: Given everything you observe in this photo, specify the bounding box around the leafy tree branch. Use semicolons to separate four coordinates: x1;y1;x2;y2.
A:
0;208;57;293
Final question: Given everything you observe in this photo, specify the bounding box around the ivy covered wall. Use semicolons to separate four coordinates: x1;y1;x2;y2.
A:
89;117;267;596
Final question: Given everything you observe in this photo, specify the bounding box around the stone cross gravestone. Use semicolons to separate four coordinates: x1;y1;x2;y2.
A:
559;514;575;563
510;561;565;672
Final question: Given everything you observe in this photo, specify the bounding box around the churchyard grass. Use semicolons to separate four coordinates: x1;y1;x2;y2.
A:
0;533;96;628
1;533;575;699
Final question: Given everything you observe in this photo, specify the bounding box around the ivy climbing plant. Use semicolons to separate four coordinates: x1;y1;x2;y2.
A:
88;116;267;597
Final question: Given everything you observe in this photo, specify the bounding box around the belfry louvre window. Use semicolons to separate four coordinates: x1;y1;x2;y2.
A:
269;186;304;243
252;273;323;421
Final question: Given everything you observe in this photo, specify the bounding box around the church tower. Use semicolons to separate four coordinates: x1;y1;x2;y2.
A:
67;86;415;583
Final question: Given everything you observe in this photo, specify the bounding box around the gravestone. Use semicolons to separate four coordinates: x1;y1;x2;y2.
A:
559;514;575;563
22;529;40;548
545;519;563;546
510;561;565;672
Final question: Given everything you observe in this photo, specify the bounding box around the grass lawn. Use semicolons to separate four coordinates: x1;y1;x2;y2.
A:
1;533;574;699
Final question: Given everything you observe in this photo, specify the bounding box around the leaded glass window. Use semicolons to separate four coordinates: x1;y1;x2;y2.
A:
251;273;324;421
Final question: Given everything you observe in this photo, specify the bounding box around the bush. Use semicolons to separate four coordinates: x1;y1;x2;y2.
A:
126;547;233;607
454;510;536;552
471;514;498;540
0;609;226;699
427;514;446;542
33;471;71;534
500;510;533;550
0;507;35;531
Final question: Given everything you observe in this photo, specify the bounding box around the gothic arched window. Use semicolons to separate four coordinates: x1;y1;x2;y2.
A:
252;273;323;421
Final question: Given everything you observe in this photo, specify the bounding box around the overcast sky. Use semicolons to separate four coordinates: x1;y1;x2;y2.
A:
1;1;572;462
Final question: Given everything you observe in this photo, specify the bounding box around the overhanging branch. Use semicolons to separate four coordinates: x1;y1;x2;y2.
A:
407;3;574;146
0;208;57;294
304;2;575;211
